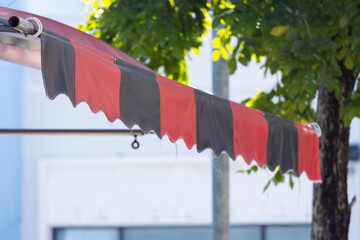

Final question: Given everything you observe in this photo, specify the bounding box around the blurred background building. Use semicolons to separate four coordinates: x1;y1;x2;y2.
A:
1;0;360;240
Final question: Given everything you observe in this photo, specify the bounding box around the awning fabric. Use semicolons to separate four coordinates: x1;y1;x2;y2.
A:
0;7;321;181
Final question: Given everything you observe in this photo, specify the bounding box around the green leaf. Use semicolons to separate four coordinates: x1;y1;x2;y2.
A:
274;170;285;185
345;55;354;70
341;93;360;127
237;165;258;174
337;48;346;60
263;181;271;192
252;54;263;62
270;26;288;37
173;46;182;58
192;48;200;56
92;0;101;9
212;37;221;49
101;0;113;8
228;58;237;74
289;173;294;189
168;0;175;7
298;98;306;113
213;50;221;61
339;15;350;28
220;47;229;59
225;43;234;52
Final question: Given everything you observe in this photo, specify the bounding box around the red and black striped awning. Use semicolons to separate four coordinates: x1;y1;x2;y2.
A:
0;7;321;181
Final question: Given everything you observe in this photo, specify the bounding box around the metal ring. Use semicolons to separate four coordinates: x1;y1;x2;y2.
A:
24;17;42;38
132;137;140;149
307;122;322;137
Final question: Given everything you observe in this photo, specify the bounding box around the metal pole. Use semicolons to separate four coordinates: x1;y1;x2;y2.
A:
212;28;230;240
8;16;37;35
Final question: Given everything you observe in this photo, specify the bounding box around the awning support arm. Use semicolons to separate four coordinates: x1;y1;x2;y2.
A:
0;128;147;149
0;128;145;136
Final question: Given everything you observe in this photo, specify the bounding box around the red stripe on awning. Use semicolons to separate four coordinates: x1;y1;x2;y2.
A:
156;74;196;149
231;102;267;166
294;122;321;181
72;41;121;122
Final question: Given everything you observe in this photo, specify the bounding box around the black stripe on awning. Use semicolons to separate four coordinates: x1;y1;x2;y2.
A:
40;29;76;106
264;113;299;175
115;58;161;136
194;89;234;158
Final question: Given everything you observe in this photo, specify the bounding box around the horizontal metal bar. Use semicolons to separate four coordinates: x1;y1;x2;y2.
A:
0;32;41;51
0;17;10;25
0;129;145;136
0;24;19;34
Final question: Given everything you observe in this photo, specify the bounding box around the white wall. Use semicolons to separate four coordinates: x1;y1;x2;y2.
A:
37;156;314;240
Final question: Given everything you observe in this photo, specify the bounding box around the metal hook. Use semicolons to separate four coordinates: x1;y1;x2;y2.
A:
132;135;140;149
308;122;322;137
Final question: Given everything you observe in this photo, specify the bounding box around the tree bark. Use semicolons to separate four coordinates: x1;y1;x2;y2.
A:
311;62;356;240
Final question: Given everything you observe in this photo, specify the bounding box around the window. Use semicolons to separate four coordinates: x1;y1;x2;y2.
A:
55;228;119;240
54;224;310;240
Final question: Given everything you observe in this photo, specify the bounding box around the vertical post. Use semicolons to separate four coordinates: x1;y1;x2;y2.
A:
212;27;230;240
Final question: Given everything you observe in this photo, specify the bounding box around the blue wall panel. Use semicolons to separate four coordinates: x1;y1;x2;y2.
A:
0;60;23;240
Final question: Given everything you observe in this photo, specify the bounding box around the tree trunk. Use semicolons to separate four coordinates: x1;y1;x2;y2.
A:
311;62;356;240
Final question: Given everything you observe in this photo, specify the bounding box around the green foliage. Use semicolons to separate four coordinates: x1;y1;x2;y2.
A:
341;92;360;126
237;165;258;174
238;165;294;192
263;169;294;192
80;0;210;84
214;0;360;125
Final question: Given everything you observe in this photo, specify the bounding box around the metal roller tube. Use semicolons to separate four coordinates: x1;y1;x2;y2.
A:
8;16;37;35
